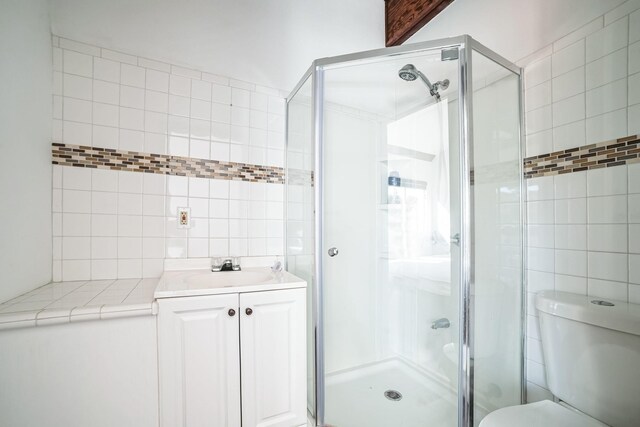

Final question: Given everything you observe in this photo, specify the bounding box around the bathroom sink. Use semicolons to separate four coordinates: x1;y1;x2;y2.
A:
155;267;307;298
184;270;274;287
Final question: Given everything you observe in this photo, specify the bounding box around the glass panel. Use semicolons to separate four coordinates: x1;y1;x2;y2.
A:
470;50;523;425
285;76;316;417
320;49;460;427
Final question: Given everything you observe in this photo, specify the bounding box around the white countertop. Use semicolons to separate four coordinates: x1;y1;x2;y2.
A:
155;267;307;299
0;278;158;330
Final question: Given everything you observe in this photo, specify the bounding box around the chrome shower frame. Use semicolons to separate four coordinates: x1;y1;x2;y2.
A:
285;34;526;427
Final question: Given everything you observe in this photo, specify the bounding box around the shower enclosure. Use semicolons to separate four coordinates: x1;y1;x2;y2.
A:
285;36;524;427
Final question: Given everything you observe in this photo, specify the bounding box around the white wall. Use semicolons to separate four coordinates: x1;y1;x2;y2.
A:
0;0;52;302
522;0;640;403
52;37;287;282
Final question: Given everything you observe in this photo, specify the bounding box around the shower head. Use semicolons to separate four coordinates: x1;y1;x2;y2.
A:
398;63;449;102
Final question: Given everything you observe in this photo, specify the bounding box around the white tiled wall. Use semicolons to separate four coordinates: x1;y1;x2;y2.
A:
523;1;640;156
51;36;287;282
521;0;640;403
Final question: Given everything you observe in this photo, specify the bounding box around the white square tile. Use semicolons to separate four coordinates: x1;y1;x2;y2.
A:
555;198;587;224
629;41;640;76
586;78;627;118
63;189;91;213
117;259;142;279
119;107;144;131
555;224;587;250
229;239;248;256
189;197;209;218
251;92;268;111
631;254;640;284
631;165;640;194
120;85;145;109
117;193;143;215
211;123;231;143
64;98;92;123
588;251;628;282
250;128;268;147
121;64;145;88
586;48;627;89
232;88;251;108
143;194;165;216
93;103;119;127
552;67;585;103
587;165;628;196
119;129;144;151
147;69;170;93
62;213;91;236
554;170;586;198
188;177;209;198
144;133;167;154
230;126;250;145
190;139;209;159
167;175;188;196
266;201;283;220
628;72;640;106
629;104;640;135
250;110;269;130
527;200;554;224
143;237;165;259
588;224;628;252
190;119;210;140
586;109;627;144
91;237;117;259
118;171;143;193
552;93;585;127
630;194;640;222
145;90;168;113
588;195;627;223
93;57;119;83
552;39;585;77
117;215;142;237
62;260;91;281
528;224;554;248
526;130;553;156
212;84;231;104
527;176;554;201
63;166;92;191
211;103;231;123
525;105;552;135
210;179;229;199
169;95;190;117
168;115;189;137
53;189;63;212
191;99;211;120
188;238;210;258
524;56;551;89
64;74;92;100
552;120;586;151
187;218;209;238
209;219;229;239
169;136;189;156
143;216;165;237
92;191;117;214
554;274;587;294
588;278;628;301
191;80;212;101
169;74;190;97
143;174;166;195
63;50;93;77
145;111;168;134
92;214;117;236
92;125;118;149
231;107;251;127
229;200;248;218
118;237;142;258
93;80;119;105
555;249;587;276
631;9;640;44
62;236;90;259
586;17;628;62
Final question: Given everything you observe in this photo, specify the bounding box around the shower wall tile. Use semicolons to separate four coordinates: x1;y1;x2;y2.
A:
52;36;287;282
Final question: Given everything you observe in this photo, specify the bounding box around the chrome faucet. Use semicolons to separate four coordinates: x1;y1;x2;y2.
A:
212;258;241;272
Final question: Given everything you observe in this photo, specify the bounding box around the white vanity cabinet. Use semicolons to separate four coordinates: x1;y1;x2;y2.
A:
157;286;307;427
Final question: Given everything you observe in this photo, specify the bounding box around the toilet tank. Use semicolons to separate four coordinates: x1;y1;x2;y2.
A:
536;291;640;427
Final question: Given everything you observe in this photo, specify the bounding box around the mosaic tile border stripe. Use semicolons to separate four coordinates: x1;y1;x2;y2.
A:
524;135;640;179
51;143;284;184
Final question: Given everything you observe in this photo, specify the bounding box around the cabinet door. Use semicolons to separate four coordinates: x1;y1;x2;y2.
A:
240;288;307;427
158;294;241;427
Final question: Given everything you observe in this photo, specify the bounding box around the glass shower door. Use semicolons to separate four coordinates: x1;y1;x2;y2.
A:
319;48;461;427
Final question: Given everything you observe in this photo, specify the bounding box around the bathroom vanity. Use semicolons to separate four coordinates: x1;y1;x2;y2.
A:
155;267;308;427
0;263;307;427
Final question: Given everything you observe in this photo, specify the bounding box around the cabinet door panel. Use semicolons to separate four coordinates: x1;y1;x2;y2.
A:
158;294;241;427
240;288;307;427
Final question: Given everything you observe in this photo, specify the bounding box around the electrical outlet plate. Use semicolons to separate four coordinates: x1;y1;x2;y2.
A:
177;207;191;229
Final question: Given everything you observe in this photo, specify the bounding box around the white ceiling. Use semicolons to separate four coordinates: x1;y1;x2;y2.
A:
50;0;627;93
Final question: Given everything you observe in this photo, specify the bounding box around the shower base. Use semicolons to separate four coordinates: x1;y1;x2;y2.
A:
324;358;457;427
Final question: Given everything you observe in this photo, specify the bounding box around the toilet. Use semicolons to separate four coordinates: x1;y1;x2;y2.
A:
480;290;640;427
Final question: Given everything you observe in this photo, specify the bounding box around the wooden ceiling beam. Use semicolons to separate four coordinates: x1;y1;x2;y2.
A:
385;0;455;47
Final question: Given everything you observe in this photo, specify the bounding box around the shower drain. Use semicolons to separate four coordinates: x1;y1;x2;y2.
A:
384;390;403;401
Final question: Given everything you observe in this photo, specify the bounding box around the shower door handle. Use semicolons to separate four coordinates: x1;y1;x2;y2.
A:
450;233;460;246
328;247;339;257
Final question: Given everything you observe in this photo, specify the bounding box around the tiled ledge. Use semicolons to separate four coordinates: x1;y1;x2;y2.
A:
0;278;158;330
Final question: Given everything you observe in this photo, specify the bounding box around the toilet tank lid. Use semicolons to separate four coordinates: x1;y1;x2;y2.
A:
536;291;640;336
